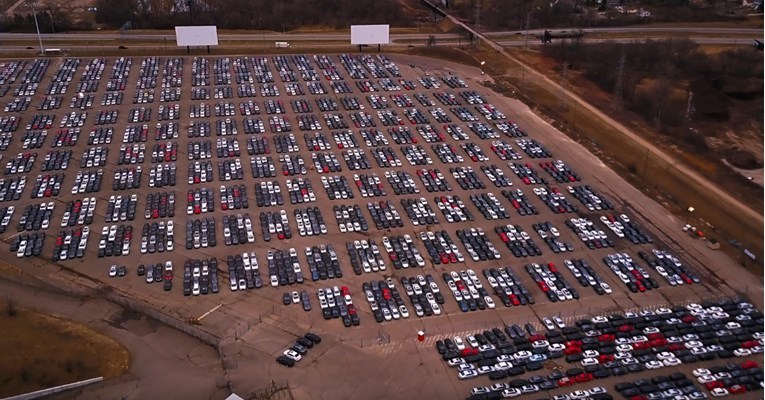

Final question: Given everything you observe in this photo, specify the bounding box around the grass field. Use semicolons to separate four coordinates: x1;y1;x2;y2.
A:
0;300;129;397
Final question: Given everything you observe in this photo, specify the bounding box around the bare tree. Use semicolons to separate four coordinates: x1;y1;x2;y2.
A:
651;78;673;130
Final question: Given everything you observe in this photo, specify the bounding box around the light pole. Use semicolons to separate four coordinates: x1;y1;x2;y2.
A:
27;0;44;55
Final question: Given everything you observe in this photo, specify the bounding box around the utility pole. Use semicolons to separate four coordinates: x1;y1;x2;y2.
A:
523;12;531;50
612;50;626;110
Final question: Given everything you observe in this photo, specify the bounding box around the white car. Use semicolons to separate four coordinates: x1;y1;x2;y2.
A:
502;388;521;398
693;368;711;377
733;348;752;357
458;369;478;380
494;361;513;371
283;349;302;362
662;358;681;367
645;361;663;369
447;358;465;367
484;296;496;309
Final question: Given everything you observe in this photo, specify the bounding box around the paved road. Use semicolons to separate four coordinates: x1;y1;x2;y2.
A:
0;37;753;54
1;26;760;43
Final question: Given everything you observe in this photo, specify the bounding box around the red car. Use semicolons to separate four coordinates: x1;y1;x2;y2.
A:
729;385;746;394
557;377;574;387
742;360;759;369
564;346;581;355
574;372;593;383
460;348;478;357
705;381;723;390
598;354;614;363
598;334;615;342
741;340;759;349
647;333;664;340
633;341;650;350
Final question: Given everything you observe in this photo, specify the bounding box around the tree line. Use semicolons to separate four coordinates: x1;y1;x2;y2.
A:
542;38;763;151
0;0;411;32
96;0;411;30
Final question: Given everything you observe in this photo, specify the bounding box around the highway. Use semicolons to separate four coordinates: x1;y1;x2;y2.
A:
0;25;761;43
0;31;758;54
0;37;753;53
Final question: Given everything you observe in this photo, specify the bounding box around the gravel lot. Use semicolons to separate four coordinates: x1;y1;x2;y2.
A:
0;53;761;400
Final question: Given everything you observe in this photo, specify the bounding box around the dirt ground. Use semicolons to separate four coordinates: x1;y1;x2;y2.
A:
0;298;129;397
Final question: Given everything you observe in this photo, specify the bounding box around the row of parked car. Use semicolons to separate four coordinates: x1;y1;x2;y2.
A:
317;285;359;327
276;332;322;368
446;299;763;400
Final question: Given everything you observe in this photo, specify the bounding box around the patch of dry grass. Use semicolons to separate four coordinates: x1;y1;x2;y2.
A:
0;302;129;397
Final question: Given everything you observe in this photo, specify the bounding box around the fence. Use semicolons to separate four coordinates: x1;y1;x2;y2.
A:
99;287;221;347
245;380;292;400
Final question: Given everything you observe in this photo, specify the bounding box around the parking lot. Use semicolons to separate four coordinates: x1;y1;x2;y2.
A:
0;53;761;399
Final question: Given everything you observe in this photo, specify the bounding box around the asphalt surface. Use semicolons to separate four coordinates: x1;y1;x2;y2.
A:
0;53;761;400
0;37;755;54
1;26;761;42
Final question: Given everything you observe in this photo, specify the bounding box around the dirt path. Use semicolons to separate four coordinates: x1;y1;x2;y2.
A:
5;0;27;16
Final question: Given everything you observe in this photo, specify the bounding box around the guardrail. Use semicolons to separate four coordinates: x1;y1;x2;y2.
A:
3;376;103;400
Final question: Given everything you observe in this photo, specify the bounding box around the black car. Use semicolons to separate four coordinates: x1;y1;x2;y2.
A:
276;355;295;368
304;332;322;344
292;343;308;355
294;337;313;350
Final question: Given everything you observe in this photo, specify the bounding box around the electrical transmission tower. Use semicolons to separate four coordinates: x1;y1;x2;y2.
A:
685;91;695;121
612;51;626;110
